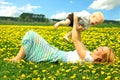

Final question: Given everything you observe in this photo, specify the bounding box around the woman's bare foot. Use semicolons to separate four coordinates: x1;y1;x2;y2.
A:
4;58;20;63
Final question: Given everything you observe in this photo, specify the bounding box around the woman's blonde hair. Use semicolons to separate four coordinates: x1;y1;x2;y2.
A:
101;48;115;63
94;48;115;64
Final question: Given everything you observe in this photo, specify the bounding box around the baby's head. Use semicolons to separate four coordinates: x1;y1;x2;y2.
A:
90;12;104;25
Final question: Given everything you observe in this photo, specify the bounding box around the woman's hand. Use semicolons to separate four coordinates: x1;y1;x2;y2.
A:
77;25;87;31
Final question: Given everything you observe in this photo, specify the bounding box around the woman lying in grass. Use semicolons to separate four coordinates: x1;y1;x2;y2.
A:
4;13;115;64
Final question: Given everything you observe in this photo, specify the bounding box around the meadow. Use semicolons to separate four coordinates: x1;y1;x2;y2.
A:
0;25;120;80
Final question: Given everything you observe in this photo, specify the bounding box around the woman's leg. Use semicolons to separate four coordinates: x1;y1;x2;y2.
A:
54;19;71;30
4;46;25;62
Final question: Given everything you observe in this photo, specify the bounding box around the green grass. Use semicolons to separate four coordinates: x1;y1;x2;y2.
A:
0;25;120;80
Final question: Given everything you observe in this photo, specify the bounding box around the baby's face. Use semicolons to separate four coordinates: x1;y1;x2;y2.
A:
90;13;103;25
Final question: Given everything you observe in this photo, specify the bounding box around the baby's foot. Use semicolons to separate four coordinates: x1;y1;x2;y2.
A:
54;22;59;30
63;36;69;42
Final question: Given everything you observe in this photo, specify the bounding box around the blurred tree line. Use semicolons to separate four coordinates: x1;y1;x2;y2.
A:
19;13;49;22
0;13;49;22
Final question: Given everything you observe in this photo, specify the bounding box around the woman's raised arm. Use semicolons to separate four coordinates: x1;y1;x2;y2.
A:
72;12;87;59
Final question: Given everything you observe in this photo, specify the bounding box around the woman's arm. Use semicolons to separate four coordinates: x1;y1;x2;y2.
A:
72;12;88;60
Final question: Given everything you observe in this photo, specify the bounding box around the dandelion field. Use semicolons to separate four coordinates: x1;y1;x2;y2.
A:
0;25;120;80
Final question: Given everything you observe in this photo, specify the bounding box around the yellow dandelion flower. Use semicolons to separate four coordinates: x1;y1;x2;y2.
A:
21;59;26;63
66;69;71;73
101;71;105;75
82;76;86;79
21;74;25;79
63;73;66;76
60;62;63;66
30;67;33;70
32;78;40;80
107;73;110;75
43;77;46;80
50;65;54;68
42;70;47;73
33;70;38;75
36;78;40;80
92;70;96;74
61;69;65;71
55;70;60;76
71;66;78;70
3;75;7;78
101;68;105;70
114;77;119;80
105;76;111;80
34;65;38;68
88;64;94;68
66;62;71;64
70;74;76;79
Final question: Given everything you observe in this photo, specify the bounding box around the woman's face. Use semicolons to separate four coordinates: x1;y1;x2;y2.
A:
93;46;110;58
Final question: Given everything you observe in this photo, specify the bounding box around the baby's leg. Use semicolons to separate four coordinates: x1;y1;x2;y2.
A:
4;46;25;62
64;31;72;42
54;19;71;29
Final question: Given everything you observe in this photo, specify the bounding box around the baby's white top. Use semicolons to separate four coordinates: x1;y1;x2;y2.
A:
76;10;91;29
66;50;94;63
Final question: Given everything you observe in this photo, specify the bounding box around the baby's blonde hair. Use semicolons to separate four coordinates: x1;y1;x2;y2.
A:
93;12;104;23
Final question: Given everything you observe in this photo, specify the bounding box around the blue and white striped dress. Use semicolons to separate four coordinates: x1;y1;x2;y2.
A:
22;30;68;62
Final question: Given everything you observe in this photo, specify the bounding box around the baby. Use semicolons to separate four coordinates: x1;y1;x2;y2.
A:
54;10;104;42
